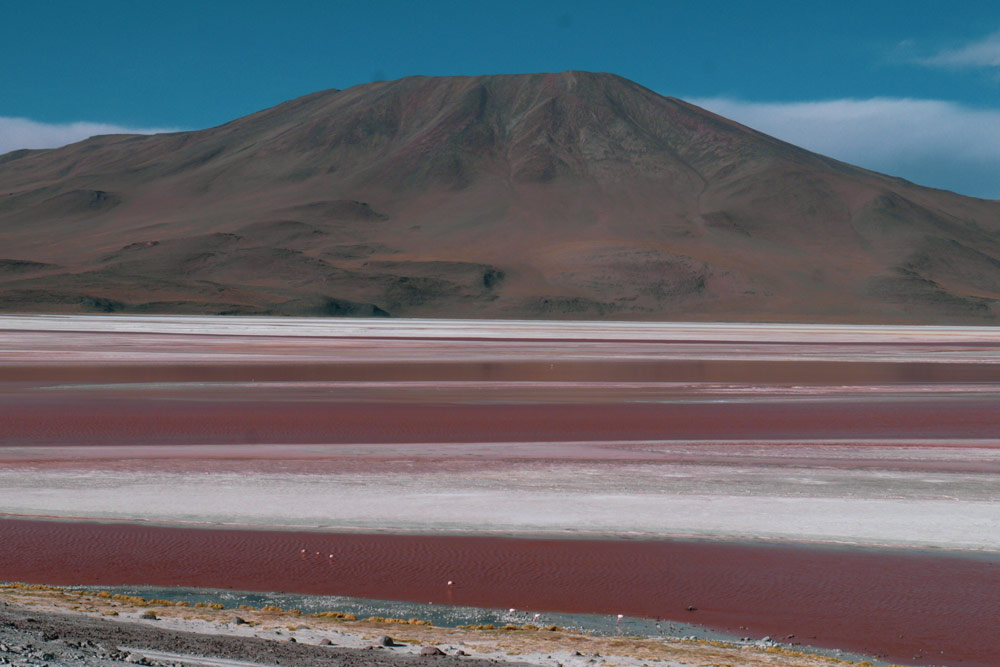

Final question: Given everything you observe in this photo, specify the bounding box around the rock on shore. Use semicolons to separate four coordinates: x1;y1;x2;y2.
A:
0;599;530;667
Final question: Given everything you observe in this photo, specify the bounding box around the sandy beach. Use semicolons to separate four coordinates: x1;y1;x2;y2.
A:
1;315;998;666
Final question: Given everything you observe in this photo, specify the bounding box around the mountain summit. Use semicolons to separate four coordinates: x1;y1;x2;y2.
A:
2;71;999;321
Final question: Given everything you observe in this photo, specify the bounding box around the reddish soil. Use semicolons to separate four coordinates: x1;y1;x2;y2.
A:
1;519;996;667
2;72;1000;322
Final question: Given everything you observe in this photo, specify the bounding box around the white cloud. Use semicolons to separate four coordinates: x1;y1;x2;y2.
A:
0;117;177;156
915;30;1000;68
687;96;1000;199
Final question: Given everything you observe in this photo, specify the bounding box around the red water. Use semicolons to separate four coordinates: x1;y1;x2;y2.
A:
0;519;996;667
3;326;1000;666
4;358;1000;383
5;397;1000;446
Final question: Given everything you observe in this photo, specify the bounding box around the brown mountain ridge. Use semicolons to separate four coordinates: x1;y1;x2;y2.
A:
1;71;999;322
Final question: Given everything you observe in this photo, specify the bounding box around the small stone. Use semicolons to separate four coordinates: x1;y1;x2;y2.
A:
421;646;446;656
233;616;248;625
124;652;147;664
455;650;468;656
288;637;296;643
379;635;396;647
686;605;697;611
317;638;333;646
139;611;158;620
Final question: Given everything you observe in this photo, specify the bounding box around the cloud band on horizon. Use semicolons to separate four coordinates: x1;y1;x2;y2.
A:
0;116;177;157
687;96;1000;200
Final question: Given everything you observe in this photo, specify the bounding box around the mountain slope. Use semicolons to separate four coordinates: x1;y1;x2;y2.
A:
2;71;999;322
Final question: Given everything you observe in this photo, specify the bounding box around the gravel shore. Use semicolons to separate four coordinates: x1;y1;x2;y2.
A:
0;585;901;667
0;599;530;667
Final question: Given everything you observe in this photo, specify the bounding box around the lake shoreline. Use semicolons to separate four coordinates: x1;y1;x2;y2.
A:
0;583;898;667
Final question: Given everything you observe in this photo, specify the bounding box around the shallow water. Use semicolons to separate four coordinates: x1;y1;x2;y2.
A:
64;584;733;640
2;520;997;667
57;583;894;664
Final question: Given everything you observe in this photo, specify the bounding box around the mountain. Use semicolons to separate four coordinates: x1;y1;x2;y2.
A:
2;71;999;322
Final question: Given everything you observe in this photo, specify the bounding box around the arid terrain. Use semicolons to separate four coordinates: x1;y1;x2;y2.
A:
0;584;887;667
2;72;1000;322
1;315;998;667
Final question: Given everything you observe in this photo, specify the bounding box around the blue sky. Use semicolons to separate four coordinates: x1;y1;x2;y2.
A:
2;1;1000;197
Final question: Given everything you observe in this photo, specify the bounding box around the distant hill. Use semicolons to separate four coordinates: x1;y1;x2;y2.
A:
2;71;999;322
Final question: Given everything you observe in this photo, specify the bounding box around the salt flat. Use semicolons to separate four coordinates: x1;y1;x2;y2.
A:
1;444;998;550
3;313;1000;342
